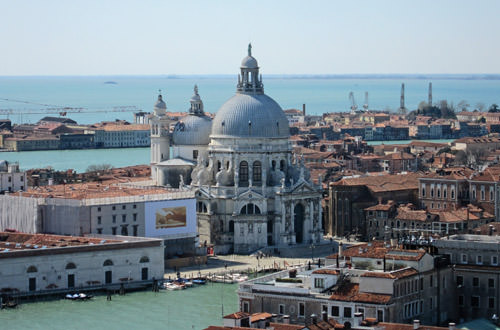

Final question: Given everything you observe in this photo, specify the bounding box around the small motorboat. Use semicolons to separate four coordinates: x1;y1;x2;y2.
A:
65;293;93;300
164;282;183;291
192;278;206;285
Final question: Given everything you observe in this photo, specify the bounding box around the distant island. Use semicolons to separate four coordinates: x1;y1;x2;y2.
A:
104;81;118;85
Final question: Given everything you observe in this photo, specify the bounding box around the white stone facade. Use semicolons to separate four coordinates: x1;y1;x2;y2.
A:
0;161;27;193
0;234;164;294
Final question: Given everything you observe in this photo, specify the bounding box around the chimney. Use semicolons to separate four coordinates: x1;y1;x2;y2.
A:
283;315;290;324
353;312;363;327
303;104;306;116
271;314;278;323
413;320;421;329
322;311;328;322
448;323;456;330
489;224;494;236
338;242;343;258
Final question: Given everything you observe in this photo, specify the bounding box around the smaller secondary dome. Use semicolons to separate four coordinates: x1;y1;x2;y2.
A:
241;56;258;69
155;92;166;109
173;115;212;145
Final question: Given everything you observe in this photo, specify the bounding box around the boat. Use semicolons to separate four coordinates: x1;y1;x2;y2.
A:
65;293;93;300
177;278;193;287
230;273;249;283
210;275;236;284
192;278;206;285
164;282;183;291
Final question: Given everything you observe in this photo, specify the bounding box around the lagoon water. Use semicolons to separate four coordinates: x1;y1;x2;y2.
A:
0;283;238;330
0;75;499;125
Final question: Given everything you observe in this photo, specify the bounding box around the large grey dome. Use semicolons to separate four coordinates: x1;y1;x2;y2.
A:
173;115;212;145
211;93;289;138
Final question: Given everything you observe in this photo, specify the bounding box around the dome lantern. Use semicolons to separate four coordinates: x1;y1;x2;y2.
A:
237;43;263;94
189;84;204;116
154;89;167;116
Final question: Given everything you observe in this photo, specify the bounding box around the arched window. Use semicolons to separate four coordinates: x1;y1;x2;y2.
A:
280;160;285;171
253;161;262;184
65;262;76;270
443;187;447;199
27;265;38;273
217;160;221;172
239;161;249;185
229;220;235;233
271;160;276;170
139;256;150;263
197;201;207;213
103;259;114;266
240;203;261;215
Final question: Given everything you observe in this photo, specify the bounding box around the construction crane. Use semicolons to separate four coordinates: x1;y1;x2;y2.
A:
349;91;357;114
362;91;369;111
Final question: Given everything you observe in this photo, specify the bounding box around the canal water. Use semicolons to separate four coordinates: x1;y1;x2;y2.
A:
0;283;238;330
0;139;454;173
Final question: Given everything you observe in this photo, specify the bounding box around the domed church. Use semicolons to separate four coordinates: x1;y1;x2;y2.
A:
189;44;324;254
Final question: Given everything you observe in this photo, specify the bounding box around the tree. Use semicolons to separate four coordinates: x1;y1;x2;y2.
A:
488;104;500;113
457;100;470;112
86;164;113;173
476;102;486;111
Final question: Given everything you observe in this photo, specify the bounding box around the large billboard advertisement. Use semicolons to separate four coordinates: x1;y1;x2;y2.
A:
144;198;196;237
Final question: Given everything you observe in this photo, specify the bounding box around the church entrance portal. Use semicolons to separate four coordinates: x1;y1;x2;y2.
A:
294;204;305;244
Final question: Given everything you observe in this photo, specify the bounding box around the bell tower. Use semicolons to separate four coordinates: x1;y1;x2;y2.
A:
150;90;171;183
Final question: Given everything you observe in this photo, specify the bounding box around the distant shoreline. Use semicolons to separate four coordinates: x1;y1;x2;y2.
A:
0;74;499;80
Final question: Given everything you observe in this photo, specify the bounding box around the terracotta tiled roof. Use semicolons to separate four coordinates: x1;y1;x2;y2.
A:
333;172;420;193
250;312;273;323
396;206;433;222
312;269;339;275
361;267;418;279
326;242;426;262
329;283;392;304
223;312;249;319
269;323;304;330
365;201;395;211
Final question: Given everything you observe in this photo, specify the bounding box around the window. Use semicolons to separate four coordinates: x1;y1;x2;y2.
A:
481;186;485;200
112;206;116;211
97;216;102;225
492;256;498;265
97;207;101;212
239;161;249;185
422;185;426;197
133;204;137;209
451;188;455;199
280;160;285;171
473;277;479;287
248;223;253;233
122;205;126;210
279;304;285;315
121;226;128;236
461;254;467;264
377;310;383;322
489;278;495;288
133;225;138;236
314;278;324;288
471;296;480;307
122;214;126;223
457;276;463;286
8;176;11;182
139;256;150;263
65;262;76;270
477;255;483;265
240;203;261;215
112;215;116;223
430;275;433;287
343;307;352;318
331;306;339;317
489;297;495;309
197;201;207;213
242;301;249;313
193;150;198;159
133;213;137;222
252;161;262;184
111;227;117;235
97;228;102;234
443;187;447;198
20;176;24;182
458;295;464;306
298;302;305;317
420;278;424;290
103;259;113;266
27;265;38;273
429;297;433;310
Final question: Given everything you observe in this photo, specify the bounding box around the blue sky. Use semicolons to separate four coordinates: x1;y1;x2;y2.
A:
1;0;499;75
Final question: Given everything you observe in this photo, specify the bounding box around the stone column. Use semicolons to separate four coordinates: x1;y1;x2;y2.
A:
309;198;314;243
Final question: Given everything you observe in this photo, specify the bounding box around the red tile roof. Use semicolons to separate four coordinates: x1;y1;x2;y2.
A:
361;267;418;279
329;283;392;304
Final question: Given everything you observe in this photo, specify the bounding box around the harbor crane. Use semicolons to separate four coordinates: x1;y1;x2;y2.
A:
349;91;357;114
362;91;369;111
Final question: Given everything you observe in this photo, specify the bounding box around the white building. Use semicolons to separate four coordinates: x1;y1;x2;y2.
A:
90;124;150;148
0;183;197;258
0;160;26;193
0;231;163;294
